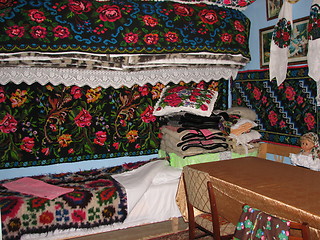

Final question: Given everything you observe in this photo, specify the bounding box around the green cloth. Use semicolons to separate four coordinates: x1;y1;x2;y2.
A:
158;149;258;168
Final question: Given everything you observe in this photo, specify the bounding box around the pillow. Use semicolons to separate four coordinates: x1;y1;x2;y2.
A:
152;165;182;185
153;85;218;117
226;107;257;121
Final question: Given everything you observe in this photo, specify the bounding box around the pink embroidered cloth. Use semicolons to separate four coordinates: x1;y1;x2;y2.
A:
2;177;74;200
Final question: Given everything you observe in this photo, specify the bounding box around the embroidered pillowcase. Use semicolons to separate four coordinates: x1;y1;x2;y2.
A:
153;85;218;117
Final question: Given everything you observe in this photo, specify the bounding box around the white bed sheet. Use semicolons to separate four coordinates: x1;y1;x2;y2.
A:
21;160;182;240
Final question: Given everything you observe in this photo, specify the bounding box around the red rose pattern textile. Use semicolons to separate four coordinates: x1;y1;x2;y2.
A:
153;82;219;117
308;2;320;41
0;160;150;240
0;80;228;169
233;66;318;146
0;0;251;71
307;1;320;82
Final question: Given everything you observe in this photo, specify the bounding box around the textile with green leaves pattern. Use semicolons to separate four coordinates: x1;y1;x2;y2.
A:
0;80;228;169
233;205;290;240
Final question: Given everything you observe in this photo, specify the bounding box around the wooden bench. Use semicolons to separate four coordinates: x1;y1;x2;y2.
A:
257;142;301;163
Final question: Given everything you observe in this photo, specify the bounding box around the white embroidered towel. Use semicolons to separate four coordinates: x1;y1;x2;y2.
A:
269;0;293;85
307;0;320;82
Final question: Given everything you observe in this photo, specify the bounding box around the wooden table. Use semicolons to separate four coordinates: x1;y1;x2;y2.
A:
176;157;320;239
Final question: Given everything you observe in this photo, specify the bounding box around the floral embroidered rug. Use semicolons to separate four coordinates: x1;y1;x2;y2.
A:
0;0;251;70
0;80;228;169
233;66;318;146
0;160;149;240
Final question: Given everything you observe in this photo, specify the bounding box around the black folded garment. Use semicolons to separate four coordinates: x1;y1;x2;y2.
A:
177;135;227;147
180;141;229;151
179;121;220;129
177;127;225;141
180;112;229;123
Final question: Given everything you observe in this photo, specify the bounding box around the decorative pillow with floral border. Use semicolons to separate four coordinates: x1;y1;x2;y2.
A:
153;85;218;117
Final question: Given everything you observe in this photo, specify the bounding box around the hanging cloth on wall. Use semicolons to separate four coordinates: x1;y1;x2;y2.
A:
307;0;320;82
269;0;293;86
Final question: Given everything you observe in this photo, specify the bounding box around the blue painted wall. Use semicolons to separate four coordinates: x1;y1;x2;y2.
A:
243;0;312;71
0;154;157;180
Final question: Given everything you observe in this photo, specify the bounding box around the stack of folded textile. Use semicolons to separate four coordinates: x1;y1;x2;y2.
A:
153;83;261;160
225;107;262;155
160;112;230;159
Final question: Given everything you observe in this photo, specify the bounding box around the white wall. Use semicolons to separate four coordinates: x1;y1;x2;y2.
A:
243;0;313;70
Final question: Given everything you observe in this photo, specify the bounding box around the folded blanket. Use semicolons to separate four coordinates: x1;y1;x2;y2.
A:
160;124;229;158
180;112;227;124
179;121;220;129
2;177;74;200
179;131;225;142
161;136;228;158
161;125;181;138
162;129;226;147
178;139;228;150
161;125;222;142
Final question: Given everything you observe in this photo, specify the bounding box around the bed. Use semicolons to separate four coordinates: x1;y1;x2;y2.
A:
0;159;182;240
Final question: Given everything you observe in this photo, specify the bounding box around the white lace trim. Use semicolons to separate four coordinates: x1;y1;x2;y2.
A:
0;67;238;88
